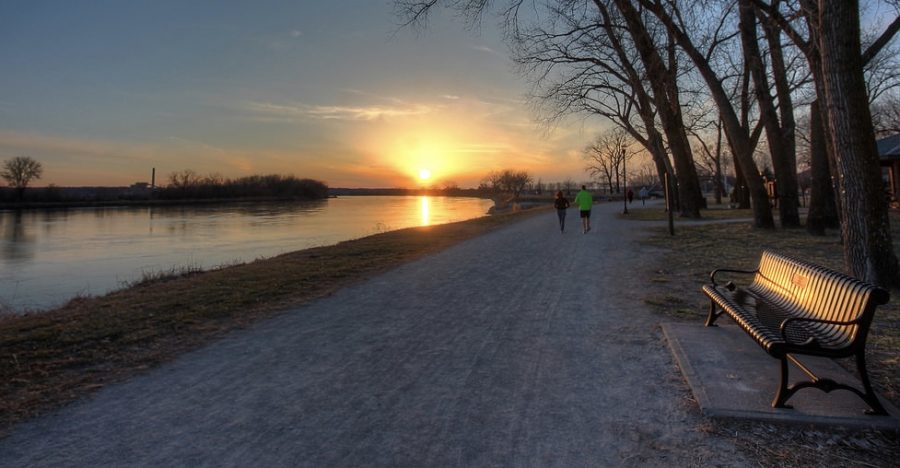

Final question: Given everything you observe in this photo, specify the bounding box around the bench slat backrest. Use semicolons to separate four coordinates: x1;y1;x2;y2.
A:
748;250;888;349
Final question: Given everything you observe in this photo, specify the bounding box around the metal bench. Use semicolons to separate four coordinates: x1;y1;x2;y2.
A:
701;250;890;415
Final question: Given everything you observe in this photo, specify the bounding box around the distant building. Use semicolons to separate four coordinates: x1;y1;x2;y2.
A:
878;134;900;205
124;182;151;199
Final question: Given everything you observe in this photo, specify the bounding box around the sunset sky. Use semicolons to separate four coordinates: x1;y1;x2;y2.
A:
0;1;601;189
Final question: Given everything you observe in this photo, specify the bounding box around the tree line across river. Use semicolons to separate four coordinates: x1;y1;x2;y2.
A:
0;158;329;205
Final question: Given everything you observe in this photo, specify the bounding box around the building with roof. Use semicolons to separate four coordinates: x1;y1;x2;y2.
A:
878;134;900;205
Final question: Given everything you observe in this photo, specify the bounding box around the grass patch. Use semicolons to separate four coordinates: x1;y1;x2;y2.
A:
0;208;545;434
619;202;754;222
640;213;900;408
124;262;207;288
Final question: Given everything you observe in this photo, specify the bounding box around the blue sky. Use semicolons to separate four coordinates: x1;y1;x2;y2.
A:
0;1;594;188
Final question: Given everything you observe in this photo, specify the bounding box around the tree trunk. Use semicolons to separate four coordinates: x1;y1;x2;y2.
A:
637;0;773;227
595;1;681;213
732;156;751;209
713;120;724;205
644;129;676;202
806;99;840;235
762;9;801;227
740;1;800;227
614;0;702;218
665;32;706;213
818;0;898;285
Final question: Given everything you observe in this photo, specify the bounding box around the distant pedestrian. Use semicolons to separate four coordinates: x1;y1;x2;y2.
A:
627;188;634;204
574;185;593;233
639;187;648;206
553;190;570;232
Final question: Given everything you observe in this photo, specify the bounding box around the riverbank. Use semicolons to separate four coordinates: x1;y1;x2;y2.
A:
0;207;547;433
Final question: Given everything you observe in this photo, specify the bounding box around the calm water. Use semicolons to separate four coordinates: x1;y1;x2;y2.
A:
0;196;494;312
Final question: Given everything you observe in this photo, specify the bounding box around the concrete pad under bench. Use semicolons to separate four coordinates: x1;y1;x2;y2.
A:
663;321;900;431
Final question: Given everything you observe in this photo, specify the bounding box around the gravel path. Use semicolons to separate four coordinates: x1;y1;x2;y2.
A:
0;202;751;467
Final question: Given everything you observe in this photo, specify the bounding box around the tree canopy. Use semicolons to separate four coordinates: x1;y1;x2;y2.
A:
1;156;43;200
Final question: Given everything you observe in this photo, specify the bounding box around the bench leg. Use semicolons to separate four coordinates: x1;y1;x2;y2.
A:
772;353;889;415
772;356;794;409
705;299;722;327
856;351;888;416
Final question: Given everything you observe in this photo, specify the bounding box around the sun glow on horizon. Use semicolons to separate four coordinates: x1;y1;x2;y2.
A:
369;124;469;186
361;102;577;188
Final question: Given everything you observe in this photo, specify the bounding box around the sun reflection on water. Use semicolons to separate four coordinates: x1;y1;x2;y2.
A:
420;196;430;226
0;196;494;311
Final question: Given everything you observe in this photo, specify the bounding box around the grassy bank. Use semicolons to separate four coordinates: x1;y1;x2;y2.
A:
0;207;546;433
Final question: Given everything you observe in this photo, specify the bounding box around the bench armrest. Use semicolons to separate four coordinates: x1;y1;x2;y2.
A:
710;268;757;287
779;316;860;346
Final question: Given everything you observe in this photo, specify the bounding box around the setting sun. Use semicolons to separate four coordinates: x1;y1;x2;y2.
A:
418;169;432;181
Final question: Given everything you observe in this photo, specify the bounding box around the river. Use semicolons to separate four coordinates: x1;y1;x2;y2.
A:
0;196;494;312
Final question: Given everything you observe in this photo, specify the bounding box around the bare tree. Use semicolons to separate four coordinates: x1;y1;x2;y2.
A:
397;0;712;216
606;0;707;217
688;117;727;204
805;99;840;234
1;156;43;201
632;159;660;189
865;26;900;107
871;90;900;137
584;128;634;194
817;1;898;284
585;133;616;194
485;169;533;200
753;0;900;285
168;169;203;197
512;2;687;212
740;0;801;227
635;0;775;228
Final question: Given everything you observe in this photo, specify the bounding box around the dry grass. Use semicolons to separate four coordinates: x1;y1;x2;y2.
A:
619;201;755;221
0;207;546;434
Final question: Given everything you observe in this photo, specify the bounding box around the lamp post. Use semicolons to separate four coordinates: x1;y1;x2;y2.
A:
622;147;628;215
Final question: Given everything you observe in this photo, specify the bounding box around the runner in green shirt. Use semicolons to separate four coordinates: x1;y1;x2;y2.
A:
574;185;593;233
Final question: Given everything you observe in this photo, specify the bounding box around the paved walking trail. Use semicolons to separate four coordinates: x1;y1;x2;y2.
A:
0;202;751;466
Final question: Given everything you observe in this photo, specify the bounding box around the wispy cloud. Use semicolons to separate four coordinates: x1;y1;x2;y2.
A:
165;136;228;155
471;45;504;58
244;101;433;121
450;143;510;154
307;105;431;120
0;131;153;161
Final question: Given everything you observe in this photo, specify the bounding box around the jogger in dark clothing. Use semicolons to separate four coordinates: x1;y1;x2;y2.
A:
554;190;570;232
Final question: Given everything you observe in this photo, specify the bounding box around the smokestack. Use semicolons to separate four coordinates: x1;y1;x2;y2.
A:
151;168;156;189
